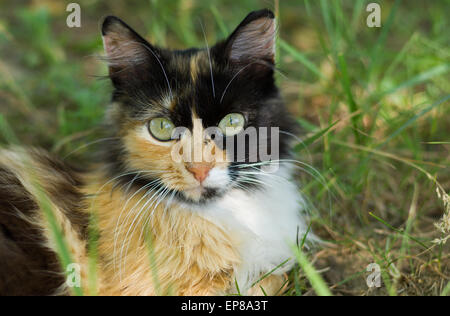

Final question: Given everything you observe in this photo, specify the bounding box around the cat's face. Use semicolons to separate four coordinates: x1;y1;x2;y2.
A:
100;10;295;206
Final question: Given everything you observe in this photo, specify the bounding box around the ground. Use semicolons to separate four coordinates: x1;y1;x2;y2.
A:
0;0;449;296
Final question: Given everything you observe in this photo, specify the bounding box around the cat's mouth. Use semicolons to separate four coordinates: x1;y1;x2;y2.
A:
174;185;224;206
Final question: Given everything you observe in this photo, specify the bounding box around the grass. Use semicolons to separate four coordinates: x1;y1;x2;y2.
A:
33;173;84;296
0;0;449;296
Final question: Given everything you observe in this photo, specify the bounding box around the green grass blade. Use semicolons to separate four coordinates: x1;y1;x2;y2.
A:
350;0;365;32
338;54;362;144
379;94;450;147
0;114;19;144
425;141;450;145
373;64;450;101
300;222;313;249
234;278;242;296
441;282;450;296
367;0;402;83
319;0;336;60
210;4;228;37
292;246;332;296
382;32;419;81
295;119;339;151
369;212;428;249
33;179;83;296
250;258;290;288
303;0;312;17
145;233;163;296
87;212;99;296
279;39;324;79
259;285;268;296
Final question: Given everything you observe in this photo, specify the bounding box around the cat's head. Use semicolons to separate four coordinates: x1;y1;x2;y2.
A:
100;9;296;206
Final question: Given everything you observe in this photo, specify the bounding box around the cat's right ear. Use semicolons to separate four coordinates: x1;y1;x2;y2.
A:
215;9;276;67
101;16;159;86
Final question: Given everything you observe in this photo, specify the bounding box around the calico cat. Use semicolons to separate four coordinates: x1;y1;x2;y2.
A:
0;9;314;296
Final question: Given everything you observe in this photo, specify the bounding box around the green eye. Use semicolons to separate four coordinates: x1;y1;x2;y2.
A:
218;113;245;136
148;118;175;141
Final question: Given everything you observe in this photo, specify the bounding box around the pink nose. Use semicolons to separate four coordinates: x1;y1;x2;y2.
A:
186;163;212;183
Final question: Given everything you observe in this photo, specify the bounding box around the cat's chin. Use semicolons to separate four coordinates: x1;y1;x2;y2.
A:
183;185;207;199
174;186;226;208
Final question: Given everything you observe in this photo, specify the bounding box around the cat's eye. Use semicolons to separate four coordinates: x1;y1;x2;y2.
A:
218;113;245;136
148;118;175;141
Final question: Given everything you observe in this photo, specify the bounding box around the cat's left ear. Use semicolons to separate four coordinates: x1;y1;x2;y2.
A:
217;9;276;66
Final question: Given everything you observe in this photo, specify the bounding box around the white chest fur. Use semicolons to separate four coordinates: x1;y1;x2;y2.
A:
198;166;311;293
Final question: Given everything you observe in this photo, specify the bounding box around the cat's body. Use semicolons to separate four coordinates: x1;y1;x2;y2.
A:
0;10;313;295
0;148;305;295
88;161;306;295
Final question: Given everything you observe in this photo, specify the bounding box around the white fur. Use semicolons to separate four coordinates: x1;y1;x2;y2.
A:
203;167;230;188
198;166;311;294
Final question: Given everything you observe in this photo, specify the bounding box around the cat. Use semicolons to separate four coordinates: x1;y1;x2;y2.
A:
0;9;314;296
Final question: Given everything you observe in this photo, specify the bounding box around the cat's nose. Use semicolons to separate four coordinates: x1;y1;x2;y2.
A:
186;163;212;184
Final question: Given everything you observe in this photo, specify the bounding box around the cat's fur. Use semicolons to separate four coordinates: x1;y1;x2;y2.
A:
0;9;313;295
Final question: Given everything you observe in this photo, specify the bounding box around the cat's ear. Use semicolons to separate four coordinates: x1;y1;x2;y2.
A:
220;9;276;65
101;16;159;85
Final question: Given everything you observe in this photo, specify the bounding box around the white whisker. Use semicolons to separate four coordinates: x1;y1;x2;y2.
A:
200;20;216;99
